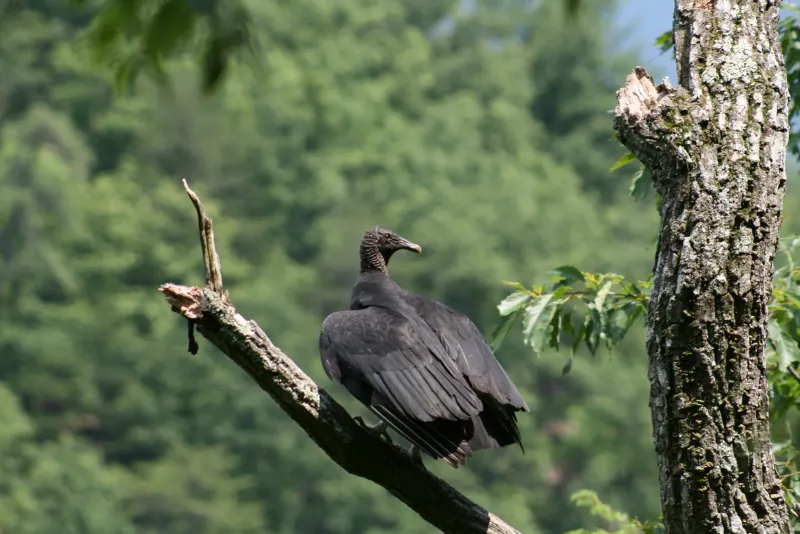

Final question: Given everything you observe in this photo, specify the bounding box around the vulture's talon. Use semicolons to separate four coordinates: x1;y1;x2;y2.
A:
354;416;392;442
409;445;425;467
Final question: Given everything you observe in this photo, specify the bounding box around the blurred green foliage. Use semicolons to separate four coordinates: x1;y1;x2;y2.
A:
565;490;663;534
71;0;257;92
0;0;797;533
65;0;587;92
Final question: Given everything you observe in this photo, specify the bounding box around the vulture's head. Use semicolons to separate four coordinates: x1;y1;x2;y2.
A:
360;226;421;272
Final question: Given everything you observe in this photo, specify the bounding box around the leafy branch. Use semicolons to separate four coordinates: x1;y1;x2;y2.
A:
608;149;654;205
71;0;257;92
492;234;800;528
491;266;650;375
565;490;663;534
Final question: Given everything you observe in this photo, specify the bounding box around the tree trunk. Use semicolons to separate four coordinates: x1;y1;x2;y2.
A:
613;1;791;533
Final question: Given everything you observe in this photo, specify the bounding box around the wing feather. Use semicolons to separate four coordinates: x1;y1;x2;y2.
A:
319;308;482;423
400;291;528;411
369;404;472;468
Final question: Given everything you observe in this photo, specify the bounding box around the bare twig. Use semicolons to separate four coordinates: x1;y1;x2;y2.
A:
159;182;521;534
182;178;228;303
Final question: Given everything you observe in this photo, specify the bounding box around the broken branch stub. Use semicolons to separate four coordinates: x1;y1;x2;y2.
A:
612;66;683;190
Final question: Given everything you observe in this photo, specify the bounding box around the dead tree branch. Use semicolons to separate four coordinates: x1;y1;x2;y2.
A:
158;180;521;534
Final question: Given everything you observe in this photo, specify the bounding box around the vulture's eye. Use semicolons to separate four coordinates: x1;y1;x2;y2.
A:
384;233;392;239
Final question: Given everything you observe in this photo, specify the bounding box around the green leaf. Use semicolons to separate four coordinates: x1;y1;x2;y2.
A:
609;152;637;172
562;356;574;375
202;35;229;93
783;293;800;318
773;307;791;327
550;265;585;286
583;311;600;356
497;291;531;316
522;294;560;356
628;303;646;331
501;281;526;290
654;30;674;53
607;306;631;344
489;310;521;352
112;56;142;93
552;285;570;300
570;316;583;355
142;0;197;61
629;166;652;201
768;319;800;371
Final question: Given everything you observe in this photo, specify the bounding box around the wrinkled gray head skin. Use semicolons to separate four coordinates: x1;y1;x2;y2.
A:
360;226;421;273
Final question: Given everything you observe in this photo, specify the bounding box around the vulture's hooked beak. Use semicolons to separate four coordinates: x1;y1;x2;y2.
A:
402;240;422;254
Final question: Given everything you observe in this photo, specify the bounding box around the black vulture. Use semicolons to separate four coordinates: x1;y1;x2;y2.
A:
318;226;528;468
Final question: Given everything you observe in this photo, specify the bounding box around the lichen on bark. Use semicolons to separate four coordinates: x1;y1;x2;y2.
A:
614;1;791;533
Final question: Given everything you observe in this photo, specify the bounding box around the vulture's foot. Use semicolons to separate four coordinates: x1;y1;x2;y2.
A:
408;445;425;467
354;416;392;444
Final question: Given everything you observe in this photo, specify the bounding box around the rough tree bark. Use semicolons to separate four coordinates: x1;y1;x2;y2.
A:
159;180;520;534
613;1;791;533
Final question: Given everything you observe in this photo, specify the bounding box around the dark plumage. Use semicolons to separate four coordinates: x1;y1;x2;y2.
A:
319;226;528;468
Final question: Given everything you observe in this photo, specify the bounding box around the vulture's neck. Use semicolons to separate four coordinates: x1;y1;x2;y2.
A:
359;243;389;274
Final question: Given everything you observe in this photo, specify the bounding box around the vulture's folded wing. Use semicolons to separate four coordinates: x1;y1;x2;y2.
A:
401;291;529;412
318;308;484;466
319;308;482;421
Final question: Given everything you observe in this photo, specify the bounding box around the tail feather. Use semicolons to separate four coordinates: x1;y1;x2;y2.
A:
367;395;524;468
466;395;524;453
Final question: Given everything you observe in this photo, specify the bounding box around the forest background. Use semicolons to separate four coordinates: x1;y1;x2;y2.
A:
2;1;799;533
